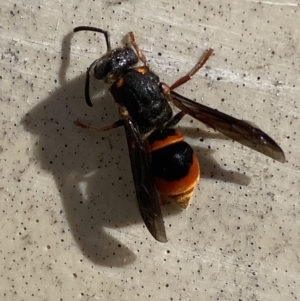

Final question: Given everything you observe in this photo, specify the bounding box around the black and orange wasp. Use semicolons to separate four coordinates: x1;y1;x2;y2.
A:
73;26;285;242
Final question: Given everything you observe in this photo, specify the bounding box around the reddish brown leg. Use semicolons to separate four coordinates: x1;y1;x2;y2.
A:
129;32;149;66
74;119;123;132
170;48;214;90
74;107;130;133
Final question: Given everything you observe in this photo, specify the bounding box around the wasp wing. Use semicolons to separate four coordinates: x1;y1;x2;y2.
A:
123;118;167;242
170;91;285;163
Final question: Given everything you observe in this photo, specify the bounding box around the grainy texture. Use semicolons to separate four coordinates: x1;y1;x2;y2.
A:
1;1;299;300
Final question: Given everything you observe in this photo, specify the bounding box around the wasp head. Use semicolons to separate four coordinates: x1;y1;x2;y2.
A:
92;47;138;85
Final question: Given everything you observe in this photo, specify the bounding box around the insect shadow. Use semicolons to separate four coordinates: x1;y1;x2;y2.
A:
21;30;250;267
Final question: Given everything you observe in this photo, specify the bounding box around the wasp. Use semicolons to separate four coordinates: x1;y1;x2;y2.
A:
73;26;285;242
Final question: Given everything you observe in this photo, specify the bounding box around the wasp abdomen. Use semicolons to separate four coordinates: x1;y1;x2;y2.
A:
149;129;200;209
152;142;194;180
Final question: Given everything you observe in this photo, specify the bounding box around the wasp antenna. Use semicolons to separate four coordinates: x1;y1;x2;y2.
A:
84;67;93;107
73;26;111;52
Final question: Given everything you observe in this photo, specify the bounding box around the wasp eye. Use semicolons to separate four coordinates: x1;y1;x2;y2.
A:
94;59;112;79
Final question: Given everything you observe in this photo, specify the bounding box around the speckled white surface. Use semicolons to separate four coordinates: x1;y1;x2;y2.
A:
1;1;299;300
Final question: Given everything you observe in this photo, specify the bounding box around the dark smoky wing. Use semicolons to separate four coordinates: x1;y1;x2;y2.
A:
123;119;167;242
170;91;285;163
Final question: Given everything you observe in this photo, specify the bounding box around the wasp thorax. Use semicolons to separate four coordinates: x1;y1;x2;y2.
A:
93;47;138;84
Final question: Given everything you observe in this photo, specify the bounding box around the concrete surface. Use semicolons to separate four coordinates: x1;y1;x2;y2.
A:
1;0;299;300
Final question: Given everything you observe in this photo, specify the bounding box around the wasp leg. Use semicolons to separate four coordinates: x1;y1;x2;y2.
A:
170;48;214;90
129;32;149;66
74;119;124;132
165;111;186;127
